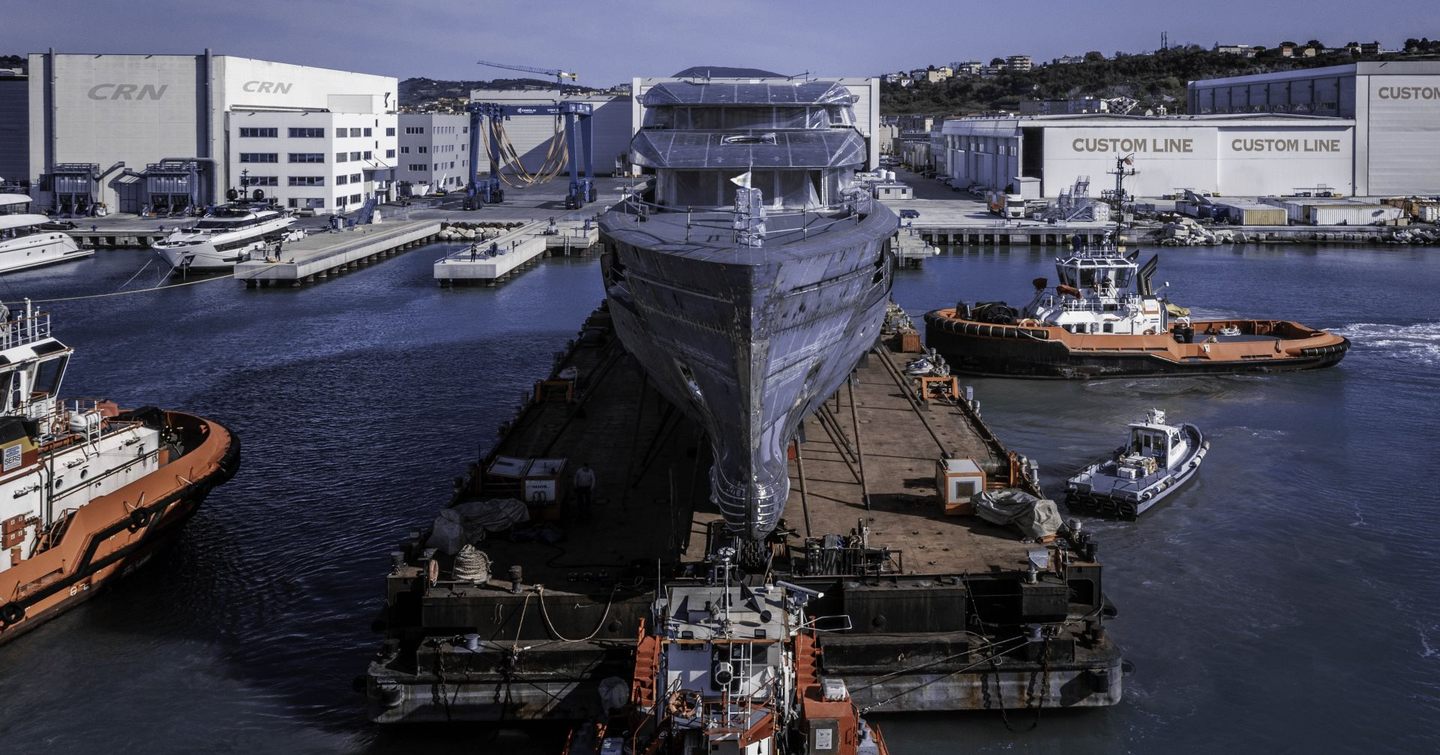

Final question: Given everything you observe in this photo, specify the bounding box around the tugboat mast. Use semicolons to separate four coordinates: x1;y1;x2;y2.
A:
1108;154;1137;240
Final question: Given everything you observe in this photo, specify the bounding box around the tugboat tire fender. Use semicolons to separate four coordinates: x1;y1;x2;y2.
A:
128;507;152;531
0;602;23;626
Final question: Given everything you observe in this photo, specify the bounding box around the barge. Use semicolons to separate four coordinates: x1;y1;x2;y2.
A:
364;309;1125;724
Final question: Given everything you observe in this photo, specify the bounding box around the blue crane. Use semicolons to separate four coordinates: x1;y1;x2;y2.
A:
464;61;595;210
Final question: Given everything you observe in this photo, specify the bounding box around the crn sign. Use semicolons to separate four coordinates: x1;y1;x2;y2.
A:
242;81;293;94
88;83;168;101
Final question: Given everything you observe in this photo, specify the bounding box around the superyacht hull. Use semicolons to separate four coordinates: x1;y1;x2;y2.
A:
599;205;897;541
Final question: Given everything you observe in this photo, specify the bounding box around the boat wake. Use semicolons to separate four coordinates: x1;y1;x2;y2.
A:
1332;321;1440;367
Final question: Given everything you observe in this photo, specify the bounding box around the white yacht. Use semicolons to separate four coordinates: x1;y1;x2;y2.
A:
152;204;295;272
0;194;92;275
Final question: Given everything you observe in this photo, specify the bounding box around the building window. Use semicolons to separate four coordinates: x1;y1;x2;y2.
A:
363;151;372;160
349;128;362;137
243;176;278;187
363;128;372;137
239;127;278;138
337;175;348;185
239;153;278;163
288;198;298;208
350;173;362;182
288;153;325;163
350;151;361;161
335;152;348;163
350;194;361;204
408;163;427;172
288;176;326;186
288;127;325;138
418;146;428;154
400;146;410;154
386;127;395;136
404;126;425;135
385;149;395;158
335;128;346;138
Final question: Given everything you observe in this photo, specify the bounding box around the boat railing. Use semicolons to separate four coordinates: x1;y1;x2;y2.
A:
610;189;879;247
0;310;51;350
1036;292;1138;313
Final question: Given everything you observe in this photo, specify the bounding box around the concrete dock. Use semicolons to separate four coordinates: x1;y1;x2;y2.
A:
433;220;599;285
365;308;1124;724
234;220;440;287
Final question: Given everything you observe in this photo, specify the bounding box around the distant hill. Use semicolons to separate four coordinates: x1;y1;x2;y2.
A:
399;77;605;109
882;43;1440;116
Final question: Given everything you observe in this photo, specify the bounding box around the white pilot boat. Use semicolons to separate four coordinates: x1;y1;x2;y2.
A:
1065;409;1209;519
0;194;92;275
152;203;294;272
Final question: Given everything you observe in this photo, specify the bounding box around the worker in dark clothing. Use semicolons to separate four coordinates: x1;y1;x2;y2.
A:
573;462;597;520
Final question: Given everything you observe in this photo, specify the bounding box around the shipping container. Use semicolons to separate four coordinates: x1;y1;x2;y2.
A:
1304;203;1404;226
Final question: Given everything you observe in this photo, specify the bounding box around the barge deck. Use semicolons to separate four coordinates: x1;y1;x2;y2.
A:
365;305;1125;724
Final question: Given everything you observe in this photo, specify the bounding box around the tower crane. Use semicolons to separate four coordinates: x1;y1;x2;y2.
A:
476;60;577;94
463;61;594;210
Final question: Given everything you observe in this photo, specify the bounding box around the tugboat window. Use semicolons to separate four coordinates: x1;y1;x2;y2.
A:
32;355;68;398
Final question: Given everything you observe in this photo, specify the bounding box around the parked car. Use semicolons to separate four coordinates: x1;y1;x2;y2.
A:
39;220;77;230
899;209;921;220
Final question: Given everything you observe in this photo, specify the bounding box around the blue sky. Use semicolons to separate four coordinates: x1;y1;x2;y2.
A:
3;0;1433;86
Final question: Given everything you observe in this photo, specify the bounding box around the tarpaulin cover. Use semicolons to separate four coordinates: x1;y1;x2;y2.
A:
644;80;854;108
972;489;1063;540
425;499;531;554
631;129;867;170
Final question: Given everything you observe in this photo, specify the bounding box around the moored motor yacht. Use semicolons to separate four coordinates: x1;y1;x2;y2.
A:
0;194;92;274
152;201;295;272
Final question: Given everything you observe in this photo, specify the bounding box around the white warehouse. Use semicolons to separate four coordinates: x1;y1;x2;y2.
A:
940;114;1355;198
1188;61;1440;196
24;51;397;214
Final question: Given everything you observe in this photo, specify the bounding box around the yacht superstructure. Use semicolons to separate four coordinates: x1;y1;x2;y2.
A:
152;203;294;271
599;76;897;543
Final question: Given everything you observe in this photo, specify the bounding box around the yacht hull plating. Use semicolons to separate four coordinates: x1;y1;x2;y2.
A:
600;207;896;540
925;313;1350;379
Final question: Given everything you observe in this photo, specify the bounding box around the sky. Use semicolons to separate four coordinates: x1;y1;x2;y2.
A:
3;0;1435;87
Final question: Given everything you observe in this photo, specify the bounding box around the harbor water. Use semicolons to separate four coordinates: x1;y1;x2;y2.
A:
0;242;1436;752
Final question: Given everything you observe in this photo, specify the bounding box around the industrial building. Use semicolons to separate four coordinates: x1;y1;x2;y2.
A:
16;51;397;214
937;61;1440;200
396;113;471;197
1187;61;1440;195
939;113;1354;198
0;71;25;187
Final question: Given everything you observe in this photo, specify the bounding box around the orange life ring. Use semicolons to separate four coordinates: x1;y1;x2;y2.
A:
1018;319;1038;327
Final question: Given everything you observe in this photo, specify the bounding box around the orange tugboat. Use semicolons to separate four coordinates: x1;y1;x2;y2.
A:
926;158;1348;379
0;300;239;643
564;556;888;755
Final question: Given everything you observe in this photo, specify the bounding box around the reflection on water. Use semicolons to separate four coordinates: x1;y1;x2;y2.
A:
0;243;1436;753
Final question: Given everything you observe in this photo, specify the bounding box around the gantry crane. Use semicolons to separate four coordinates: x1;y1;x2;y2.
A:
464;61;594;210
